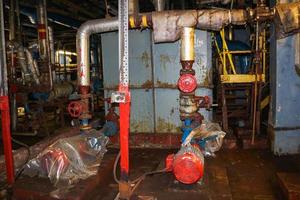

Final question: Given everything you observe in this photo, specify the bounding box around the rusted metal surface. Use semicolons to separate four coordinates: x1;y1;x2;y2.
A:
102;30;212;134
277;173;300;200
275;1;300;39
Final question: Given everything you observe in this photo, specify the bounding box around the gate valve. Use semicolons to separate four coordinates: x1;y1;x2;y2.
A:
68;101;83;118
178;74;197;93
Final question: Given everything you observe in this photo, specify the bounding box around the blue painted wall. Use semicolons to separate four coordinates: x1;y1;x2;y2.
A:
101;29;212;134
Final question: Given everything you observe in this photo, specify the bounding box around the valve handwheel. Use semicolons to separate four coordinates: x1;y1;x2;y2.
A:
68;101;83;118
178;74;197;93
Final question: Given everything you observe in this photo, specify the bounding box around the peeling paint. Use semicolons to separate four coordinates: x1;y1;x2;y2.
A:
141;51;151;68
140;80;153;89
131;120;151;133
156;80;177;88
156;117;181;133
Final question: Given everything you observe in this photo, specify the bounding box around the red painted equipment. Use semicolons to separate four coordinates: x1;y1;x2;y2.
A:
178;73;197;93
0;96;15;184
166;145;204;184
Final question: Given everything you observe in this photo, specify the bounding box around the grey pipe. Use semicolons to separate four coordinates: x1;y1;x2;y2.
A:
37;0;48;60
153;0;165;11
0;0;8;95
76;17;118;87
77;9;248;88
48;26;55;65
24;48;40;85
9;0;15;41
17;45;31;81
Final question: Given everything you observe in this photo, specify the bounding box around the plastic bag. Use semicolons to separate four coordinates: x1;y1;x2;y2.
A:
24;129;109;188
182;121;226;157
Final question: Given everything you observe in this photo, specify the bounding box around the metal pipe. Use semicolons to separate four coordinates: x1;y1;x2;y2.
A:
76;17;118;87
9;0;15;41
48;26;55;65
37;0;53;90
0;0;15;184
129;0;139;15
153;0;165;11
47;82;74;101
77;9;246;88
24;48;40;84
180;27;195;61
37;0;48;60
17;45;31;81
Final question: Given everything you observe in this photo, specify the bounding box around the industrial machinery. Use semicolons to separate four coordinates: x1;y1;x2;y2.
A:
1;0;300;199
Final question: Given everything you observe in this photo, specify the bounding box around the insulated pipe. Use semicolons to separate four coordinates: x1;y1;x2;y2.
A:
37;0;53;90
48;26;55;65
76;18;118;88
17;45;31;81
37;0;48;60
24;48;40;84
181;27;195;62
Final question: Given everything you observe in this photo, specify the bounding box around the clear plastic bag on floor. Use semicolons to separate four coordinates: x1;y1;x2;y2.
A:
183;121;226;157
24;129;109;188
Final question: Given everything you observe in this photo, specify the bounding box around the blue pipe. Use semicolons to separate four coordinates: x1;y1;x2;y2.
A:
181;119;193;143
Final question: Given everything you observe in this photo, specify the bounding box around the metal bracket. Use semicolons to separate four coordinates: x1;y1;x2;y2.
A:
111;92;126;103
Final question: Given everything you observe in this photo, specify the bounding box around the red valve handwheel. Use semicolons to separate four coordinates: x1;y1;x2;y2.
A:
68;101;83;118
178;74;197;93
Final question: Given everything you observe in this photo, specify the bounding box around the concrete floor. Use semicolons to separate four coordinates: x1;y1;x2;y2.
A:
9;148;300;200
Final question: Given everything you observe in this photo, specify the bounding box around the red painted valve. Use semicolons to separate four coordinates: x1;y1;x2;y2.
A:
178;74;197;93
166;145;204;184
67;101;83;118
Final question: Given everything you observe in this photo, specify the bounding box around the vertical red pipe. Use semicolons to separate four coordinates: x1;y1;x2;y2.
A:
119;85;130;181
0;96;15;184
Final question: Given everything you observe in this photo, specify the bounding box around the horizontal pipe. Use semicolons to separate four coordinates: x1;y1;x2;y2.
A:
77;9;247;88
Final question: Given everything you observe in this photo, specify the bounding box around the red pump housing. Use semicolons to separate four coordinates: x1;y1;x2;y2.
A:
166;145;204;184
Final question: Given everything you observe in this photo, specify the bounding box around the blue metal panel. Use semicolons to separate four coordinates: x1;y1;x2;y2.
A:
102;30;153;88
269;22;300;154
101;30;212;134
